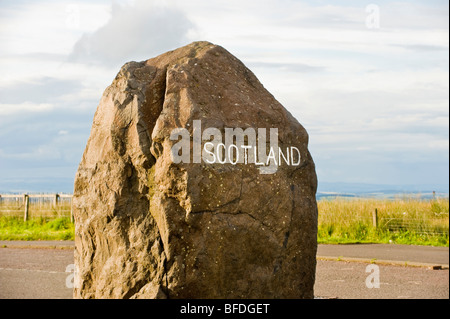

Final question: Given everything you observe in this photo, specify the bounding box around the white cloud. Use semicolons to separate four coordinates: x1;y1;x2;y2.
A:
0;102;54;116
429;139;450;151
0;0;448;190
0;1;111;56
0;145;61;161
69;0;195;67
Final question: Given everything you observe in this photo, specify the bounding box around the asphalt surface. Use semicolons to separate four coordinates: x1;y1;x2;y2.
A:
317;244;449;267
0;241;448;299
0;240;75;249
0;247;73;299
315;260;448;299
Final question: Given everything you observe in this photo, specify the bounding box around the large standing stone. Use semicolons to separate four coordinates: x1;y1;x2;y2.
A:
73;41;318;299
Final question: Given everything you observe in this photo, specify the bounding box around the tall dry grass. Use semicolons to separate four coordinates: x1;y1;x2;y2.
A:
0;196;74;240
0;196;72;219
318;197;449;246
1;195;448;245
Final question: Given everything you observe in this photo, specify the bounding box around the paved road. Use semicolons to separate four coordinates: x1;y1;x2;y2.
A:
0;242;448;299
315;260;448;299
317;244;449;267
0;240;75;249
0;247;73;299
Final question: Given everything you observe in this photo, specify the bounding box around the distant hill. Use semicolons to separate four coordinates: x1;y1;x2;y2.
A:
317;182;449;200
0;178;448;200
0;178;74;194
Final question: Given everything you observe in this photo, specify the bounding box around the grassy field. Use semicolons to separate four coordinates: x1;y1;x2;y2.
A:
0;217;74;241
318;197;449;246
0;196;448;246
0;198;74;240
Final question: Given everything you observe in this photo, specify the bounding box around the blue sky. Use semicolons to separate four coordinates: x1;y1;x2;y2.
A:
0;0;448;193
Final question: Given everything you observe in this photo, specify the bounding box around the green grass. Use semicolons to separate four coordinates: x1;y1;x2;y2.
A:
1;196;448;246
318;197;449;246
0;217;74;241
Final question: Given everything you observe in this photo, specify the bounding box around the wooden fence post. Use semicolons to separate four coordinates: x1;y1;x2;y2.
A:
54;194;60;207
23;194;29;221
70;197;74;223
372;208;378;229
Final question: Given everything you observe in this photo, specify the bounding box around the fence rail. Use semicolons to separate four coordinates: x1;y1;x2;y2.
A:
349;209;448;236
381;217;449;235
2;195;449;237
0;193;73;222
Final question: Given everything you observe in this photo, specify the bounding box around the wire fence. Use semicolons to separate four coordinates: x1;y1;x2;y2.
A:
317;197;449;237
381;217;449;235
2;194;449;237
0;194;73;221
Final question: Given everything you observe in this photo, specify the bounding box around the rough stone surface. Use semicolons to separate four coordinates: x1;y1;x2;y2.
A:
73;41;318;299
